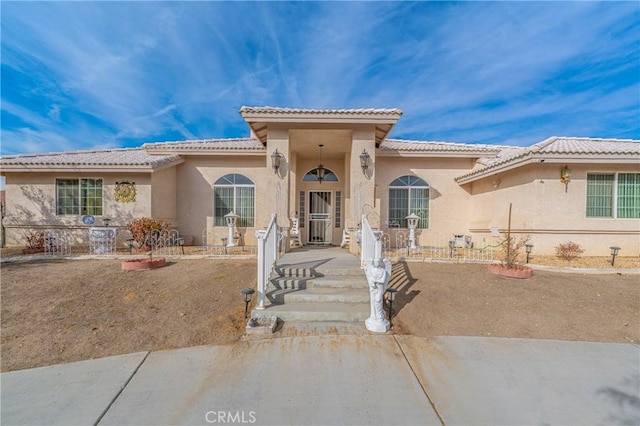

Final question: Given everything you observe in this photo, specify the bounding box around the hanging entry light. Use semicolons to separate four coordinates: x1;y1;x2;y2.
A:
316;144;326;183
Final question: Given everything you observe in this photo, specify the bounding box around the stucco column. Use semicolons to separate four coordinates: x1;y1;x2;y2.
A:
349;128;378;231
265;127;291;244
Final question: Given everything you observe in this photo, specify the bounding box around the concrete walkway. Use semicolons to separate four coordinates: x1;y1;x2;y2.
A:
2;332;638;425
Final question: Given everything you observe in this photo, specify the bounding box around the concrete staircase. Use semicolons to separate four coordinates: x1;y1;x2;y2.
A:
253;247;370;322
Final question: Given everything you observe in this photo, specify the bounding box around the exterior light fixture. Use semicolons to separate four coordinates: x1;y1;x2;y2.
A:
385;287;398;326
525;243;533;263
126;238;135;255
609;246;621;266
271;149;282;173
241;287;255;318
560;165;571;192
316;144;325;183
405;213;420;249
103;218;111;227
359;149;370;174
224;212;239;248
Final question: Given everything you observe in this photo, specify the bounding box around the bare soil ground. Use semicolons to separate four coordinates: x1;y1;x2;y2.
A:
1;254;638;372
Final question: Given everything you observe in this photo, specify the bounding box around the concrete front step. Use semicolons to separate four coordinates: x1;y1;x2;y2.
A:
275;266;363;278
270;276;366;290
268;288;369;304
255;302;370;322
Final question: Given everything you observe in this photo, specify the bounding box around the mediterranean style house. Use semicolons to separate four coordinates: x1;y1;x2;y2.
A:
1;107;638;256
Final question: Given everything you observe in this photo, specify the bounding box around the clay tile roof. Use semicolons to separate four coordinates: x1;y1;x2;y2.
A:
0;148;182;169
143;138;264;151
381;139;505;153
456;137;640;183
239;106;403;116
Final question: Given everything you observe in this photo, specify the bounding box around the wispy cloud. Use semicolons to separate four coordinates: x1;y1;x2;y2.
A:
1;1;638;155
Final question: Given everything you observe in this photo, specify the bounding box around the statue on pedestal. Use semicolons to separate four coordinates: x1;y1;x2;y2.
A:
364;258;392;333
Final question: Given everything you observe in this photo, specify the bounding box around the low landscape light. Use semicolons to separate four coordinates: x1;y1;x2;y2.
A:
525;244;534;263
609;246;621;266
126;238;135;255
385;287;398;326
241;287;255;318
103;218;111;227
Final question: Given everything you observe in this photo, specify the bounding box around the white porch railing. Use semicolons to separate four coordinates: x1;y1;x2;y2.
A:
360;215;383;268
255;214;280;310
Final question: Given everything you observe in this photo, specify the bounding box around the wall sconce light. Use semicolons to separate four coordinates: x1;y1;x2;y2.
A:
359;149;370;174
491;179;501;188
316;144;325;183
560;165;571;192
609;246;621;266
271;149;282;173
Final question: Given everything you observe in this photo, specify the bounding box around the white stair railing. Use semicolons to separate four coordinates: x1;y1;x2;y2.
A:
361;215;383;268
255;214;280;310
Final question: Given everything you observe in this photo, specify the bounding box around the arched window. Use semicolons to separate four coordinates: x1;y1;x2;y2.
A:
388;175;429;229
302;168;339;182
214;174;255;227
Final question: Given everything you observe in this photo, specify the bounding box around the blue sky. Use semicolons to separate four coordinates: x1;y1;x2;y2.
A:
1;1;639;156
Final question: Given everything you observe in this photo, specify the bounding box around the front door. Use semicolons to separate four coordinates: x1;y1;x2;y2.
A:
308;191;332;244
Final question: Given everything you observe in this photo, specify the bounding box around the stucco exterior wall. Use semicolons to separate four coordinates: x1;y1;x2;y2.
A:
174;155;265;246
2;172;152;246
375;156;476;247
150;166;177;225
468;163;640;255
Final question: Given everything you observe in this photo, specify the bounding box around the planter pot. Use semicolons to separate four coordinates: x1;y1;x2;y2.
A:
22;247;45;254
487;263;533;279
121;258;166;271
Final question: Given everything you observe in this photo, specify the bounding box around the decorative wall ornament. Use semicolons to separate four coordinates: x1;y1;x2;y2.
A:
115;181;136;202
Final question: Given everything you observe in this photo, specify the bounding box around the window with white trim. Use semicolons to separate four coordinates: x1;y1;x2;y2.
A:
388;175;429;228
56;178;103;215
586;173;640;218
214;174;255;227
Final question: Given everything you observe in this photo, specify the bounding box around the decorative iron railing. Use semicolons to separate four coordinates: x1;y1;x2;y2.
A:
255;214;280;310
44;229;71;256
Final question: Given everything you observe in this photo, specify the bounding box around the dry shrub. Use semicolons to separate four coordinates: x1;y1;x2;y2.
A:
501;234;531;269
126;217;167;248
555;241;585;261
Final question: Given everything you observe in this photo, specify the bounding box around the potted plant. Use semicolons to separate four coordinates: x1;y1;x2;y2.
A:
121;217;167;271
487;204;533;279
22;231;45;254
126;217;167;252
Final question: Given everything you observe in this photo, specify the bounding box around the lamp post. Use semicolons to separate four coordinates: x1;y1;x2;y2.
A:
224;212;239;248
241;287;255;318
525;244;534;263
609;246;621;266
385;287;398;326
405;213;420;249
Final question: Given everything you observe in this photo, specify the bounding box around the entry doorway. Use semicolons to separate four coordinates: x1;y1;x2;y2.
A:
308;191;332;244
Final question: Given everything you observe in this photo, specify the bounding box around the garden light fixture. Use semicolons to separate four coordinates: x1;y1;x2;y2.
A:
406;213;420;249
609;246;621;266
448;240;456;258
103;218;111;227
385;287;398;326
126;238;135;255
525;243;533;263
241;287;255;318
224;212;239;248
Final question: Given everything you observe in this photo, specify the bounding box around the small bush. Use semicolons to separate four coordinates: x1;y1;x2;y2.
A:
24;231;45;249
555;241;585;261
127;217;167;248
500;234;531;269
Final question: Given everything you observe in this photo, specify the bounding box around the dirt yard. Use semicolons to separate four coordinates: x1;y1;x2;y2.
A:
1;256;638;372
